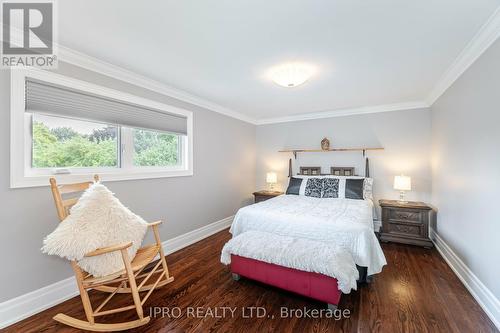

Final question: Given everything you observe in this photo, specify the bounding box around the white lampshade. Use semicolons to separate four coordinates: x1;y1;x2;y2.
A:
266;172;277;184
394;175;411;191
269;62;315;88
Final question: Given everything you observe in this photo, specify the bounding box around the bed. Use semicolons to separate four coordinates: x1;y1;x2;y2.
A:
230;194;386;276
223;165;387;307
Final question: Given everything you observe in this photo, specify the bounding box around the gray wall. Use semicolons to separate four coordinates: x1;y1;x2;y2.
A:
3;38;499;307
256;108;433;216
431;39;500;299
0;62;256;301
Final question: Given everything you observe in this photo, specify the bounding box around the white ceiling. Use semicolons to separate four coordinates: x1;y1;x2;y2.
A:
55;0;499;122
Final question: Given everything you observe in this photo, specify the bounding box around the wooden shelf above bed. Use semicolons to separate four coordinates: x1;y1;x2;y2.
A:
279;147;384;158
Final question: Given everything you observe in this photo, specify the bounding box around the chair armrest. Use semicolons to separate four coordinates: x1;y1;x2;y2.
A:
84;242;133;257
147;221;164;246
147;220;163;228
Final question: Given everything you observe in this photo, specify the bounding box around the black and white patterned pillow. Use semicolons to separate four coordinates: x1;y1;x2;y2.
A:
322;178;339;198
304;178;323;198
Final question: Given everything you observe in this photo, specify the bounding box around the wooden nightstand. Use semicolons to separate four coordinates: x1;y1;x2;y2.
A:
253;190;283;203
379;199;434;248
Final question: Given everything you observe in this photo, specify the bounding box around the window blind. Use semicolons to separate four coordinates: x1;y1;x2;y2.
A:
25;79;188;135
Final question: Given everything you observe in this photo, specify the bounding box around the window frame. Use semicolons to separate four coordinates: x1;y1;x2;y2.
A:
11;68;193;188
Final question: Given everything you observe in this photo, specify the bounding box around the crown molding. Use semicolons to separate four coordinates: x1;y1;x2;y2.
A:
426;6;500;105
57;46;257;124
0;26;432;125
4;6;499;125
2;27;257;124
255;101;429;125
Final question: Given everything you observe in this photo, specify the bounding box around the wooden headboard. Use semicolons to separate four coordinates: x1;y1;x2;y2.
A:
298;166;356;176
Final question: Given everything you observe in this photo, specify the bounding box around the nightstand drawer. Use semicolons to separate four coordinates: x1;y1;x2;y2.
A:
389;209;422;222
387;221;423;237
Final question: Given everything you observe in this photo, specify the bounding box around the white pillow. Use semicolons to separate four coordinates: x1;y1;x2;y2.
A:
363;177;374;201
42;183;148;277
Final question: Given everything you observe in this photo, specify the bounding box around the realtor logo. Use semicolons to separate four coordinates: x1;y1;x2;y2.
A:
1;0;57;68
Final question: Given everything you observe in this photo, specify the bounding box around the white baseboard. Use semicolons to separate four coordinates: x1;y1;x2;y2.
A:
0;276;79;330
162;215;234;256
430;229;500;330
0;215;234;329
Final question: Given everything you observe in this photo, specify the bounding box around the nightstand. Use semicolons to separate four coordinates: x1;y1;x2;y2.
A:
253;190;283;203
379;199;434;248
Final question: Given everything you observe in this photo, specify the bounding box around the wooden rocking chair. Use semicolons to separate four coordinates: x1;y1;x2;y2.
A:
49;175;174;331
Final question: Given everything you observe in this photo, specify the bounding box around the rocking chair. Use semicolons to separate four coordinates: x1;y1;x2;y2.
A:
49;175;174;331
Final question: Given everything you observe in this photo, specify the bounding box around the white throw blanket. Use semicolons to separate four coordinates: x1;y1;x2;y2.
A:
221;231;359;293
230;195;387;275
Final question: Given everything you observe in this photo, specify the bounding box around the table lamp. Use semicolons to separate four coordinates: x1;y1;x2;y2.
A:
394;175;411;203
266;172;277;191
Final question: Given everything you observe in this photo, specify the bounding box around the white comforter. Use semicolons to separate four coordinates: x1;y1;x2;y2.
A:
221;231;359;293
230;195;387;275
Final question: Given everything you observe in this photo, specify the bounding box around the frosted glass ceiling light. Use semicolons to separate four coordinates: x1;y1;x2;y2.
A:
269;62;315;88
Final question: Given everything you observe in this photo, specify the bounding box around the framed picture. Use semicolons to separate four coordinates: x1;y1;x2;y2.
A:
299;167;321;175
330;167;355;176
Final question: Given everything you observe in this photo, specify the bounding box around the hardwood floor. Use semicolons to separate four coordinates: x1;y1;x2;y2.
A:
4;229;497;333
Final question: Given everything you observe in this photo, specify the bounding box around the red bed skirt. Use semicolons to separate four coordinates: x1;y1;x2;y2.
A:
230;254;342;306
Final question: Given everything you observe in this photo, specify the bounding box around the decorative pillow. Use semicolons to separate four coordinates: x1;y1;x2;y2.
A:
345;179;364;200
286;177;303;195
304;178;323;198
295;175;321;196
42;183;148;277
322;178;339;198
363;178;374;201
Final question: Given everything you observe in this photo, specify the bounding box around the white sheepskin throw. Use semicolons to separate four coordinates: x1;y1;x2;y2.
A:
42;183;148;277
221;231;359;293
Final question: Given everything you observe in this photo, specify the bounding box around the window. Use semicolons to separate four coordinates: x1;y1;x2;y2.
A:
30;113;182;172
32;114;119;169
11;68;193;188
133;128;180;167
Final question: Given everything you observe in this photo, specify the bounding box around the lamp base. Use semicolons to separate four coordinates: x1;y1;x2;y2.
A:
398;191;408;204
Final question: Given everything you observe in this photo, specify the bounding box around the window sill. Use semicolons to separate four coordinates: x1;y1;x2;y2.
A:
10;169;194;189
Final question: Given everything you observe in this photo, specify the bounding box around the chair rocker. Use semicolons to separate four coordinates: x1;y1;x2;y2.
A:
49;175;174;332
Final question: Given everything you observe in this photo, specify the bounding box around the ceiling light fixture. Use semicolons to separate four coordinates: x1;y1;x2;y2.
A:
269;62;315;88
